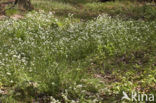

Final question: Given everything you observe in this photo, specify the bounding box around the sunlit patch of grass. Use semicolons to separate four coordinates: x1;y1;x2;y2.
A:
32;0;76;11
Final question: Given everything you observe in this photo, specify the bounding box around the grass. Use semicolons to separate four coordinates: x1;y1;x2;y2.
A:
31;0;156;21
0;0;156;102
0;11;156;102
2;0;156;20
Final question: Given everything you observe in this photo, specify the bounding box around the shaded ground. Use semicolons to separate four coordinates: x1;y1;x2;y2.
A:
0;0;15;15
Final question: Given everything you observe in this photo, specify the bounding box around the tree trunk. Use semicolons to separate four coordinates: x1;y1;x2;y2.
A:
15;0;33;10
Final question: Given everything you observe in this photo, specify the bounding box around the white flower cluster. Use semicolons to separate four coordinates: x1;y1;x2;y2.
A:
0;11;155;102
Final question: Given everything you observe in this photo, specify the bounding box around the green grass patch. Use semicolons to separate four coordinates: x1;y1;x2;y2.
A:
0;11;156;102
31;0;156;21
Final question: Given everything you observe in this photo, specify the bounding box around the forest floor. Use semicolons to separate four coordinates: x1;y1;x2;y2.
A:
1;0;156;21
0;0;156;103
